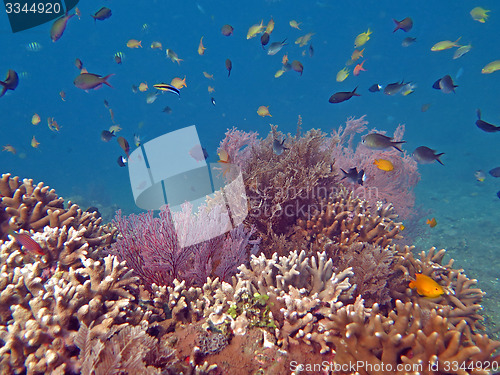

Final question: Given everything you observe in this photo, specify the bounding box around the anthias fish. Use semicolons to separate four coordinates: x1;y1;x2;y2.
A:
50;13;74;42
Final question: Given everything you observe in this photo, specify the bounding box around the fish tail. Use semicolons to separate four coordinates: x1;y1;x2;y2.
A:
352;86;361;96
476;108;481;120
435;153;445;165
392;19;400;33
102;74;115;88
392;141;405;153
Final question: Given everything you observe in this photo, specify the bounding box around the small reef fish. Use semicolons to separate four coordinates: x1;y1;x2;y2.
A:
153;83;180;96
384;80;409;96
260;32;270;48
247;20;264;39
354;29;371;48
117;136;130;158
59;90;66;101
146;92;159;104
162;106;172;114
9;231;45;255
453;44;472;59
273;138;288;155
409;273;444;298
257;106;271;117
351;49;364;61
75;58;83;70
336;67;349;82
127;39;142;48
114;52;124;64
0;69;19;97
198;37;206;55
470;7;490;23
170;77;187;89
289;20;301;29
353;60;366;76
266;18;275;34
267;39;287;55
412;146;444;165
481;60;500;74
208;86;215;93
340;167;365;185
432;75;457;94
295;32;315;47
368;84;382;92
426;218;437;228
50;13;74;42
218;149;232;177
92;7;111;22
221;24;234;36
101;130;115;142
31;114;41;125
74;72;113;90
401;37;416;47
211;97;216;106
151;41;162;50
117;156;127;167
431;37;461;51
393;17;413;32
3;145;16;154
488;167;500;178
373;159;394;172
476;109;500;132
26;42;42;52
31;136;40;148
134;134;141;147
139;82;148;92
203;72;214;79
47;117;60;132
275;69;285;78
291;60;303;75
363;133;405;152
225;59;232;77
474;170;486;182
189;144;208;161
329;87;360;103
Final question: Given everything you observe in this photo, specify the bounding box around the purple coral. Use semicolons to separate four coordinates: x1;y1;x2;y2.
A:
111;203;259;290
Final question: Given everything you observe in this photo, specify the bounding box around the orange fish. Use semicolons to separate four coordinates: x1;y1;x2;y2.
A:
353;60;366;76
31;113;41;125
373;158;394;171
138;82;148;92
127;39;142;48
351;48;364;61
208;86;215;93
2;145;16;154
426;217;437;228
170;77;187;89
218;149;231;177
409;273;445;298
198;36;206;55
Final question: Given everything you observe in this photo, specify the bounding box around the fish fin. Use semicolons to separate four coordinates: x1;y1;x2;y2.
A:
392;142;405;153
0;82;6;98
352;86;361;96
392;19;400;33
102;74;115;88
476;109;481;120
435;153;445;165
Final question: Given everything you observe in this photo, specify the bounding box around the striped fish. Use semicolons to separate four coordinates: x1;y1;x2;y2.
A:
153;83;180;96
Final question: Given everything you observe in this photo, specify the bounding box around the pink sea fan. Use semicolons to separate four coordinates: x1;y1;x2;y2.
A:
111;202;259;290
217;127;260;169
330;116;420;220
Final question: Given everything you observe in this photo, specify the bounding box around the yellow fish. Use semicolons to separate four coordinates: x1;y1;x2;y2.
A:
354;28;371;48
198;36;206;55
295;32;315;47
481;60;500;74
274;69;285;78
247;20;264;39
409;274;445;298
138;82;148;92
109;125;122;133
170;76;187;89
208;86;215;93
470;7;490;23
373;159;394;171
31;113;41;125
31;135;40;148
257;105;271;117
126;39;142;48
431;37;461;51
336;67;349;82
203;72;214;79
166;49;183;64
265;18;275;34
289;20;301;30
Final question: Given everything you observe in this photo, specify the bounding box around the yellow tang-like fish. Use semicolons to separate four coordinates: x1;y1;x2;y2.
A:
470;7;490;23
247;20;264;39
409;274;445;298
257;106;271;117
336;67;349;82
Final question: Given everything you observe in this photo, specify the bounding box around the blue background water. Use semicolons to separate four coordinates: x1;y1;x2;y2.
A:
1;0;499;332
